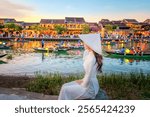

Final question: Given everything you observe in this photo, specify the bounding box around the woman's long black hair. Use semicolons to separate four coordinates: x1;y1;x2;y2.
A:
93;51;103;72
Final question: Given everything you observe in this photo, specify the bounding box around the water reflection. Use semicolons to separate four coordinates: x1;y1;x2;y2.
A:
119;58;141;65
3;40;149;54
0;52;150;76
0;60;7;64
103;41;149;52
42;53;45;62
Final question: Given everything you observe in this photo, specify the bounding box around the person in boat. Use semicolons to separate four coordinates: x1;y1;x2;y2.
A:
120;47;125;54
41;39;44;48
58;34;103;100
77;41;81;47
21;32;24;42
62;41;67;48
136;47;143;55
58;41;64;48
67;41;71;48
130;47;136;55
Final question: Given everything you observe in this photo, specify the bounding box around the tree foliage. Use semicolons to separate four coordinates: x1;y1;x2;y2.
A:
54;25;67;34
104;24;118;34
82;24;90;34
30;24;47;32
104;24;113;31
15;25;23;31
113;25;118;30
0;24;4;29
144;25;150;31
4;23;22;32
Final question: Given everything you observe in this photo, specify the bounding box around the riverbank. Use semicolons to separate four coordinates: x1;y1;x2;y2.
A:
0;37;150;42
0;87;58;100
0;72;149;100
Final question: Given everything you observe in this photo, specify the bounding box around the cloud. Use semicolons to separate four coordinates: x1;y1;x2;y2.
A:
0;0;34;18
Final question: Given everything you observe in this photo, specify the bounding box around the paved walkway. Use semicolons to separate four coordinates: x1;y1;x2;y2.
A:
0;87;58;100
0;87;108;100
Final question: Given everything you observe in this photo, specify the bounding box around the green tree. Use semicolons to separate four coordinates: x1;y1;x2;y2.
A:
54;25;67;34
104;24;118;34
4;23;22;32
82;24;90;34
144;25;150;31
4;23;16;31
113;25;118;30
0;24;4;29
15;25;23;32
104;24;113;32
30;24;47;32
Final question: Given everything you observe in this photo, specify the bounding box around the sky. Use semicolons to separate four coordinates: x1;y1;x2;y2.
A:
0;0;150;22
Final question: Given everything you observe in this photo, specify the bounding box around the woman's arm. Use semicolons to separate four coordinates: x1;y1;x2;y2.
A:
81;54;95;87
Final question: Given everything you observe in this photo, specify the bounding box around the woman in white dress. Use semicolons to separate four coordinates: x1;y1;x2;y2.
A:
58;34;103;100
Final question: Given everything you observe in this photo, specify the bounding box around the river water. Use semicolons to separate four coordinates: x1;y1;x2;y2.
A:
0;41;150;76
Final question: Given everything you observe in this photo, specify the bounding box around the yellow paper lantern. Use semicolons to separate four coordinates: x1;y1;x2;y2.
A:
124;59;129;63
125;49;130;54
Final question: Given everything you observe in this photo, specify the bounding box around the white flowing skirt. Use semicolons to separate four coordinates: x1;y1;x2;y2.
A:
58;81;97;100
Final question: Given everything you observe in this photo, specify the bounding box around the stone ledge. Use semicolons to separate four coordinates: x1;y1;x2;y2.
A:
94;89;109;100
0;87;58;100
0;87;108;100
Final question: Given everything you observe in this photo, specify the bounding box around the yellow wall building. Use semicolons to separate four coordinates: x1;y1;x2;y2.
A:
40;17;87;36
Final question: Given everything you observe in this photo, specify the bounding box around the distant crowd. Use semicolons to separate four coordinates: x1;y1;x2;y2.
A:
104;33;150;40
0;32;79;39
0;31;150;40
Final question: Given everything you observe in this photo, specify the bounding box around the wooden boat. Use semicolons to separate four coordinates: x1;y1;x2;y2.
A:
55;47;70;52
33;48;54;52
105;51;150;60
0;45;11;49
69;46;84;50
0;54;7;58
0;60;7;64
53;50;69;55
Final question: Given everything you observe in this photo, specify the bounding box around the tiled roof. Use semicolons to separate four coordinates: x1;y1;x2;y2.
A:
112;21;126;27
99;22;113;26
87;22;100;32
100;19;110;22
0;18;16;23
87;22;98;26
99;20;131;29
65;17;85;23
23;22;39;26
15;21;24;23
0;18;15;20
90;27;100;32
123;19;138;23
144;19;150;24
40;19;65;24
112;20;122;24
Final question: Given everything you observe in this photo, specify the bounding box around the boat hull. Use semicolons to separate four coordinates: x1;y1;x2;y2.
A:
33;48;53;53
106;51;150;60
0;54;7;58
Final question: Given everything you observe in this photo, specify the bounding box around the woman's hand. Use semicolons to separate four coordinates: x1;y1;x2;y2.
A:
76;80;83;84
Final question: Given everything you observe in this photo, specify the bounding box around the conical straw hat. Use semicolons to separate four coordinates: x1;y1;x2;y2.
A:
79;34;102;55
